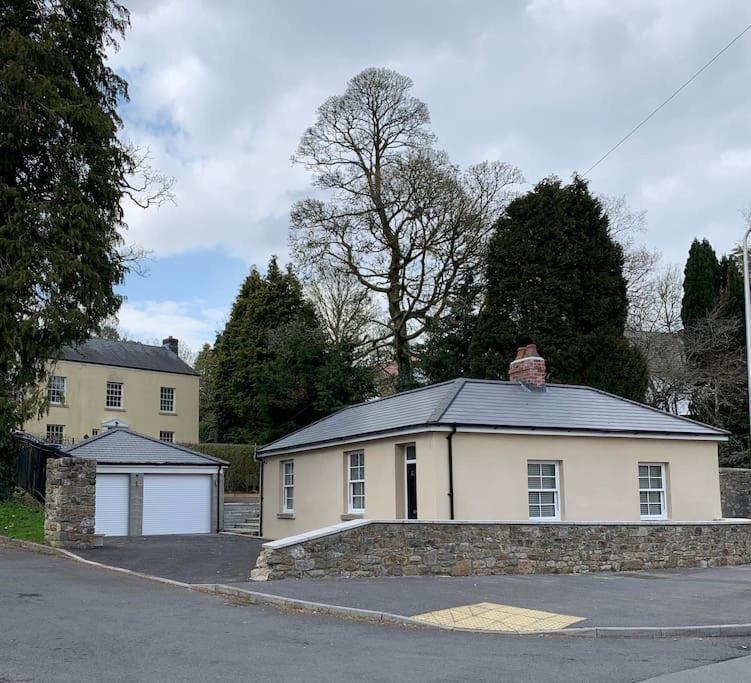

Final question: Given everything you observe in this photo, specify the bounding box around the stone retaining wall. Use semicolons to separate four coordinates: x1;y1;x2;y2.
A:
44;457;96;549
251;520;751;581
720;468;751;518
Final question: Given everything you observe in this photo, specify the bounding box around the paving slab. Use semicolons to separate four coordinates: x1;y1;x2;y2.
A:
76;533;262;583
231;565;751;629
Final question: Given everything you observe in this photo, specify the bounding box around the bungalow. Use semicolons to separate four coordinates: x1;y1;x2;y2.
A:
257;345;727;540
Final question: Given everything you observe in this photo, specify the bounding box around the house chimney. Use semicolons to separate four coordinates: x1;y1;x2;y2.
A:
162;336;179;356
508;343;546;390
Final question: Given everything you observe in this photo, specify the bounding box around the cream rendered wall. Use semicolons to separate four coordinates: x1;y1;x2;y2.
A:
261;432;447;540
451;433;722;522
23;360;199;443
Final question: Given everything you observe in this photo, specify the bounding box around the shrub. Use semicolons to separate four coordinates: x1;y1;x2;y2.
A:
180;443;259;492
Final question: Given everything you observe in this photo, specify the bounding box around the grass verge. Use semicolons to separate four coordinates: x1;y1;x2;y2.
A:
0;495;44;543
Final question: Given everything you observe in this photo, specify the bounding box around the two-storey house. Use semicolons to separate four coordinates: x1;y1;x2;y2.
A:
24;337;199;444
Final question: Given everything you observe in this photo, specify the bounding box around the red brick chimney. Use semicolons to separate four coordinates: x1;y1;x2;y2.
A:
508;343;546;389
162;336;179;356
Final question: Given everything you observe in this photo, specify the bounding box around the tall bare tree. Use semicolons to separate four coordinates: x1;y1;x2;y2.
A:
304;263;381;351
290;68;522;389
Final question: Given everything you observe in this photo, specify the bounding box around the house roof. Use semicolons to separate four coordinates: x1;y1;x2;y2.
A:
258;378;728;456
66;428;227;466
57;338;198;376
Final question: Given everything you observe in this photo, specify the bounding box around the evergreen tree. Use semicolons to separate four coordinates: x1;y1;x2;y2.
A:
194;343;217;442
0;1;133;498
212;258;374;445
681;239;721;326
419;274;482;384
469;175;648;400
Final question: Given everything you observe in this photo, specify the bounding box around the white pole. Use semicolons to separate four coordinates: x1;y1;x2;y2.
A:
743;226;751;445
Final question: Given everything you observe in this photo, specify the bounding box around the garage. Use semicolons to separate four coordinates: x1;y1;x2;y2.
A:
66;428;228;537
95;474;130;536
142;474;212;535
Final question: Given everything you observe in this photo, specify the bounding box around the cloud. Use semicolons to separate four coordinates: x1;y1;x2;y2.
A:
111;0;751;277
117;299;227;350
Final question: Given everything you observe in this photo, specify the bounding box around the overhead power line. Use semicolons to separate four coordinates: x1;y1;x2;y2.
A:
584;22;751;176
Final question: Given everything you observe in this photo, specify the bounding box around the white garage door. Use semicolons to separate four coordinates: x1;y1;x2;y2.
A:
95;474;130;536
142;474;212;535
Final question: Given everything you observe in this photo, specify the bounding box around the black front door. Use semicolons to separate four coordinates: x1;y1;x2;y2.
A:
406;461;417;519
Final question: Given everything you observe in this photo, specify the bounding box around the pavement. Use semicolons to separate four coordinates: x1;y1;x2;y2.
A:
73;534;751;634
3;546;751;683
234;565;751;631
75;533;264;583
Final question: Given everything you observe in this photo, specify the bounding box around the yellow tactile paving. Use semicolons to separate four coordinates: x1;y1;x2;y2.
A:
412;602;586;633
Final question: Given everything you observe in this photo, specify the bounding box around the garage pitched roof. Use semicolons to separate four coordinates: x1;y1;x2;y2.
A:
58;338;198;376
258;378;727;456
66;428;228;466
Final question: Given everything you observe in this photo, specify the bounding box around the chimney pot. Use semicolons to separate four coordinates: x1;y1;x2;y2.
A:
509;343;546;390
162;336;179;356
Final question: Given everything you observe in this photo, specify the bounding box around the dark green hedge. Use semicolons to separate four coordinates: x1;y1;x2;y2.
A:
180;443;259;492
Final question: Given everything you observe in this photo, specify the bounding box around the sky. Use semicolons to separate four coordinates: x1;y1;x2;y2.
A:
111;0;751;350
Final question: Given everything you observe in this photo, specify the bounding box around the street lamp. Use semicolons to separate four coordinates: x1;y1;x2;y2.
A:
743;225;751;443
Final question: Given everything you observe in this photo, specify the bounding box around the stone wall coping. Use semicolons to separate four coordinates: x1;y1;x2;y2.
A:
262;517;751;550
720;467;751;472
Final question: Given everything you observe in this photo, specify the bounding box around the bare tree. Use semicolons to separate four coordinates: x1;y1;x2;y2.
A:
304;263;382;352
599;194;661;330
628;265;690;414
290;68;523;389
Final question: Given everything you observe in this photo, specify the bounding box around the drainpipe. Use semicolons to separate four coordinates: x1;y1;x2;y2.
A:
446;425;456;520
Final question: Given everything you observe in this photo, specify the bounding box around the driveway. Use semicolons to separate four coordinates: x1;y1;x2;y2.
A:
3;546;751;683
76;533;264;583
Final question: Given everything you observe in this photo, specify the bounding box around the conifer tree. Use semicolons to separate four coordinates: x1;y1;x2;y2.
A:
212;258;374;444
469;175;648;400
681;239;721;326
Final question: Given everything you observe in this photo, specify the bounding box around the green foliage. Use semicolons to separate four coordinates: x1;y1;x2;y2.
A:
419;275;482;384
0;493;44;543
211;258;375;445
469;175;648;401
194;343;217;442
681;239;721;326
180;443;259;492
0;1;132;488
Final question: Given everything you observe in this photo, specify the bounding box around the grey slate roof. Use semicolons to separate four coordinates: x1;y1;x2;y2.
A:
258;379;727;456
58;338;198;376
66;428;227;466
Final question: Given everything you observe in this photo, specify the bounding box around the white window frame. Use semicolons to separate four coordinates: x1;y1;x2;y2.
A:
46;424;65;444
282;460;294;513
347;450;365;513
527;461;560;521
105;381;123;409
47;376;66;406
160;386;176;413
159;430;175;443
639;463;667;520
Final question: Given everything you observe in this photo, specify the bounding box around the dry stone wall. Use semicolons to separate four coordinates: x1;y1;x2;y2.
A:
44;457;96;548
720;468;751;519
251;520;751;581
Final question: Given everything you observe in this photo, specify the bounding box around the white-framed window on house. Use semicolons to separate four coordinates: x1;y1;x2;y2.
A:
46;424;65;445
348;450;365;513
160;386;175;413
159;431;175;443
282;460;294;513
105;381;123;409
47;376;66;406
639;463;667;520
528;461;560;520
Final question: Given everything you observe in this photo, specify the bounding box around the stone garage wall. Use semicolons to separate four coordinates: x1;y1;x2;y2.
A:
251;519;751;581
44;457;96;549
720;468;751;519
